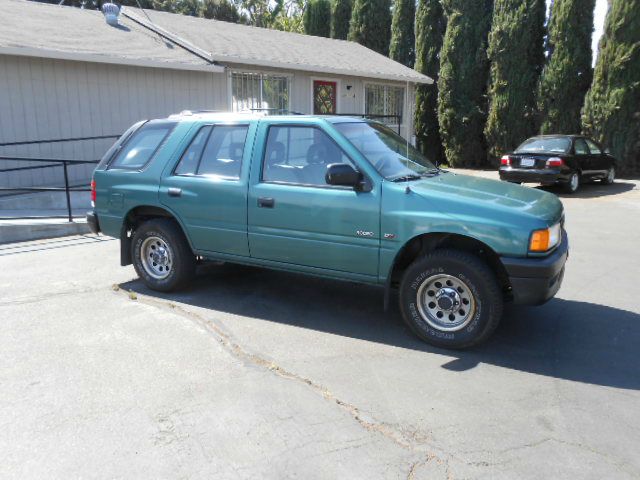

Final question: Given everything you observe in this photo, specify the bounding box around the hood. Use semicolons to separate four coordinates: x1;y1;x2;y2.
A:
408;172;564;225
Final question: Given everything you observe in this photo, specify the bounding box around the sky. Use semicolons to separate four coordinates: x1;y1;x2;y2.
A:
547;0;608;66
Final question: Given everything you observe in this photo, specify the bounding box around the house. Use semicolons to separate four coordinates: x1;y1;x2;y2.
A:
0;0;432;189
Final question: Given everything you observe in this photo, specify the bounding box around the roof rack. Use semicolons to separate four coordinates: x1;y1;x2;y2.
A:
247;108;305;115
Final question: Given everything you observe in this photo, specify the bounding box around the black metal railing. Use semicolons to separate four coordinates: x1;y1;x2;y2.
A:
0;134;120;222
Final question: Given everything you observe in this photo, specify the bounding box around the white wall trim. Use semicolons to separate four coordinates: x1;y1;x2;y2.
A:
0;46;226;73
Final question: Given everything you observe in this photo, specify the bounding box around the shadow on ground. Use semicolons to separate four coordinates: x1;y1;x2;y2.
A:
122;263;640;391
536;180;636;199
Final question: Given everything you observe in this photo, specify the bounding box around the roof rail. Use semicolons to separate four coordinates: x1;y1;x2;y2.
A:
247;108;305;115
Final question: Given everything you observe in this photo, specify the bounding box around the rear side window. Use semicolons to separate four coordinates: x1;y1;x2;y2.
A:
174;125;248;179
574;138;589;155
109;123;174;170
585;139;602;155
198;126;248;178
175;126;212;175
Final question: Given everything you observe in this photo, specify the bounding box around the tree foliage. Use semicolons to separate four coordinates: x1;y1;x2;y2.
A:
304;0;331;37
437;0;493;167
389;0;415;67
582;0;640;174
330;0;352;39
200;0;243;23
348;0;392;56
414;0;445;164
485;0;546;163
538;0;595;134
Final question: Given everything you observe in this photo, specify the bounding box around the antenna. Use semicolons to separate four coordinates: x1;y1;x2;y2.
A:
405;80;410;191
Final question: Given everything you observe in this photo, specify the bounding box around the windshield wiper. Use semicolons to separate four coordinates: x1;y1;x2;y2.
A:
390;174;423;182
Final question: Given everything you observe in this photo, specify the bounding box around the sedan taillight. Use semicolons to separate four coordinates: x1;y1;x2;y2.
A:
500;155;511;166
546;157;564;167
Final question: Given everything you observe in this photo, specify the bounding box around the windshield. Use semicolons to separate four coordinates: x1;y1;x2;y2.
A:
515;137;571;154
334;122;437;180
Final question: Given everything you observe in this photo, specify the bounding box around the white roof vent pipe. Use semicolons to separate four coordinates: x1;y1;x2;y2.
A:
101;2;120;27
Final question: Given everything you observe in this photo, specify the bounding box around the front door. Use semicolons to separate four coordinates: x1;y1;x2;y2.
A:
248;123;380;277
313;80;337;115
160;123;253;256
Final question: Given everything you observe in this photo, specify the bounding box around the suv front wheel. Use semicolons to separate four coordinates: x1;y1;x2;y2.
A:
399;249;503;349
132;218;196;292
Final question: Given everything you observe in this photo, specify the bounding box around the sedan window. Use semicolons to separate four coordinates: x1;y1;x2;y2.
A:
515;137;570;154
585;139;602;155
574;139;590;155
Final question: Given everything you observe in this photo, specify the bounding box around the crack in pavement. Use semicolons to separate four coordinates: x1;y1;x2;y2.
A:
113;286;455;477
0;287;101;306
459;436;635;477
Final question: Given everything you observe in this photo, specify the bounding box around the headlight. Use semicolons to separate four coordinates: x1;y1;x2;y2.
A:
529;222;562;252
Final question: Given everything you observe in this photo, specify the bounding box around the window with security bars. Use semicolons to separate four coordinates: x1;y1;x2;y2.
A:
364;84;404;125
231;72;290;112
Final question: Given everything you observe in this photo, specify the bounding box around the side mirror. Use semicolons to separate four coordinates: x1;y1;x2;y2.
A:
605;148;611;155
326;163;362;188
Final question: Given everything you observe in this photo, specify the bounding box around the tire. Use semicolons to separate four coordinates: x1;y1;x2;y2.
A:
399;249;503;349
563;172;580;194
132;218;196;292
601;166;615;185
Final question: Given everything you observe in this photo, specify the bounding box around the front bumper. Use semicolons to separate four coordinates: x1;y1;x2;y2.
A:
86;210;100;235
499;167;568;185
501;232;569;305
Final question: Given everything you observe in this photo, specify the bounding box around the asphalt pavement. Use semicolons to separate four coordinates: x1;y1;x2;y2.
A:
1;174;639;479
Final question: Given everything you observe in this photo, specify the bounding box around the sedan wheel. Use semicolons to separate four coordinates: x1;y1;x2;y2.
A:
602;167;615;185
563;173;580;194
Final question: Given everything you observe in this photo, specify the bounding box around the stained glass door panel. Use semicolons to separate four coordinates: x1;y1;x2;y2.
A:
313;81;337;114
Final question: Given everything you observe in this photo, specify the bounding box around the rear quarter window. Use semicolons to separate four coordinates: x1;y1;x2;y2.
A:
109;122;175;170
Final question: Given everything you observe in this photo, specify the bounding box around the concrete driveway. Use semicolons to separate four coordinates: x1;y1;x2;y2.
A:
1;174;639;479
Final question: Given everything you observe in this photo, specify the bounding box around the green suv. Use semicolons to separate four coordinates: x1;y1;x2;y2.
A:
87;112;568;349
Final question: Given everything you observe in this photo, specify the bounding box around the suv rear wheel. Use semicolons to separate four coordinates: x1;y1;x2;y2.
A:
132;218;196;292
399;249;503;349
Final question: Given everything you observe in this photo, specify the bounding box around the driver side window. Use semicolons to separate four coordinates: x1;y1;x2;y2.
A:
262;126;355;186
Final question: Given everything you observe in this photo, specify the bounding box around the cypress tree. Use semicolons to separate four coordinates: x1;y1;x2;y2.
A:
582;0;640;175
348;0;392;56
304;0;332;37
331;0;353;39
538;0;595;134
414;0;445;164
485;0;546;163
437;0;493;167
389;0;415;67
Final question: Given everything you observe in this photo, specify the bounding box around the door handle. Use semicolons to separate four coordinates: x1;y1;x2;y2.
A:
258;197;275;208
168;187;182;197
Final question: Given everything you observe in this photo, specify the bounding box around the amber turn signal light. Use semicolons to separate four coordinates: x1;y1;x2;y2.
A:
529;229;550;252
529;223;561;252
